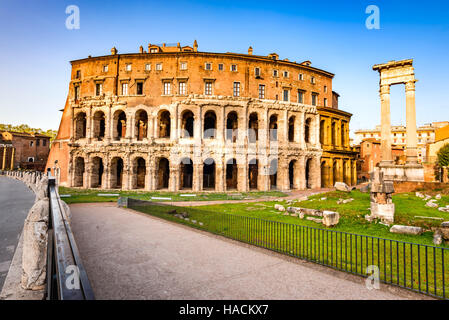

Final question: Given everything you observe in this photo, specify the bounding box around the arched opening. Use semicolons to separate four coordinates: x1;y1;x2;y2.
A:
159;111;171;138
111;157;124;189
226;158;238;190
343;159;349;185
180;158;193;189
288;160;296;189
305;118;311;144
248;159;258;190
248;113;259;143
203;158;216;190
74;157;84;187
320;120;325;145
269;158;278;189
321;161;327;188
75;112;87;140
288;116;295;142
226;111;238;142
113;110;127;140
157;158;170;189
269;115;278;141
93;111;105;140
204;111;217;139
181;110;194;138
305;158;312;189
333;160;338;185
90;157;104;188
135;110;148;141
341;123;345;146
134;157;146;189
331;122;336;146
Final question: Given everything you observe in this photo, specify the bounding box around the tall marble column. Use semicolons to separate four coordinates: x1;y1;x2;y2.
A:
405;81;418;164
380;84;392;164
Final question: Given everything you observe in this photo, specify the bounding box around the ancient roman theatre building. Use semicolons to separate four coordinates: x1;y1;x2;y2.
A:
46;41;356;191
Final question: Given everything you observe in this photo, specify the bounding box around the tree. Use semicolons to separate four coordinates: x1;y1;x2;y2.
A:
437;143;449;167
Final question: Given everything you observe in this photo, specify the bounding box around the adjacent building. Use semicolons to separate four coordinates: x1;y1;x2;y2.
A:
47;41;356;190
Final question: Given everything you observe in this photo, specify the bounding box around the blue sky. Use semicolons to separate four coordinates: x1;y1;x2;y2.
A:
0;0;448;134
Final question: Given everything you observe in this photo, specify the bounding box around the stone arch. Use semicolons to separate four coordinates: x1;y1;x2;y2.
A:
93;110;106;140
74;112;87;140
320;119;326;145
288;159;297;189
226;158;238;190
304;117;312;144
331;121;336;146
181;109;194;138
113;110;127;140
157;157;170;189
269;114;278;141
248;112;259;143
203;158;216;190
333;160;338;185
110;157;124;189
305;158;312;189
158;110;171;138
248;158;258;190
288;116;296;142
203;110;217;139
180;157;193;189
135;109;148;141
74;156;85;187
226;111;238;142
269;158;278;189
90;156;104;188
131;156;146;189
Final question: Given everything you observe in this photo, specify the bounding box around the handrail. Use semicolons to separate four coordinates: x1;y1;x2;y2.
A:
46;170;95;300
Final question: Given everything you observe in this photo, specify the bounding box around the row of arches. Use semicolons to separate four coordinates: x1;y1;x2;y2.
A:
320;158;355;187
74;108;316;144
73;156;316;191
319;119;348;147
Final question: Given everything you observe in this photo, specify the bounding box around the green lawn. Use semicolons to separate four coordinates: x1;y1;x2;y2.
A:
58;186;287;204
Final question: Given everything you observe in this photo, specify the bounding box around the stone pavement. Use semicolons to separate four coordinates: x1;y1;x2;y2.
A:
70;203;428;300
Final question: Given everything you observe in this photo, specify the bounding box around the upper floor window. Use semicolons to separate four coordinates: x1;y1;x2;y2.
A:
218;64;224;71
259;85;265;99
298;73;304;81
311;93;318;106
36;139;40;147
75;70;81;79
150;48;158;53
121;82;129;95
136;81;143;95
163;82;171;95
179;81;187;95
297;90;304;103
255;67;261;77
145;63;151;71
30;141;34;147
125;64;132;71
95;83;103;96
103;65;108;72
204;81;213;95
233;82;240;97
283;71;289;78
283;89;289;102
231;64;237;72
43;139;47;147
205;63;212;71
180;62;187;70
74;85;80;101
273;69;278;77
156;63;162;71
311;76;316;84
324;98;328;107
324;85;327;93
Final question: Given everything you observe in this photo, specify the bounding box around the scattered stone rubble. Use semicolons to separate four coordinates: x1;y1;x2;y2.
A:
276;204;339;227
367;168;395;224
337;198;354;204
390;225;423;235
334;182;353;192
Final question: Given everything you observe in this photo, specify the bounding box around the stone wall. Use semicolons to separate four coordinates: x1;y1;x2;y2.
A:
393;181;449;194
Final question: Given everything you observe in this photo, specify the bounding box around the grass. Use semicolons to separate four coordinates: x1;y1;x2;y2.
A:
58;186;287;204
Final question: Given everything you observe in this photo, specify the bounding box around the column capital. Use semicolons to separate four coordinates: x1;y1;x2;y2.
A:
405;81;416;92
380;84;390;95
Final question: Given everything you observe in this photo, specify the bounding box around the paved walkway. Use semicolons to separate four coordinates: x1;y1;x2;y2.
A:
0;177;35;291
70;203;426;300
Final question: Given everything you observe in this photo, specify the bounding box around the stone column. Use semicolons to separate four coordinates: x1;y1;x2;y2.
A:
147;116;153;140
298;155;306;190
2;146;6;170
379;84;393;164
405;81;418;164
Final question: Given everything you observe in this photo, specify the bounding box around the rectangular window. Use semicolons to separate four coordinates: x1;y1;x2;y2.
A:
259;85;265;99
179;81;186;95
180;62;187;70
36;139;40;147
150;48;158;53
156;63;162;71
311;76;316;84
273;69;278;77
75;70;81;79
163;82;171;95
205;63;212;70
74;86;80;101
126;64;132;71
255;67;260;77
324;98;328;107
218;64;224;71
30;141;34;147
283;89;289;102
145;63;151;71
283;71;289;78
297;90;304;103
311;93;317;106
136;82;143;95
205;82;212;95
95;83;103;96
231;64;237;72
233;82;240;97
121;82;128;95
103;65;108;72
298;73;304;81
324;85;327;93
43;139;47;147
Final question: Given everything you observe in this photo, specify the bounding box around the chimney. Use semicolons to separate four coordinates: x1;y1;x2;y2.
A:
139;45;144;53
248;46;253;55
111;47;118;55
193;40;198;52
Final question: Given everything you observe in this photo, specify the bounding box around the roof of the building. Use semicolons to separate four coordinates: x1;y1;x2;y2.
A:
0;131;51;139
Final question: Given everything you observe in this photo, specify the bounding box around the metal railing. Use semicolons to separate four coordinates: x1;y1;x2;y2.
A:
46;170;94;300
128;198;449;300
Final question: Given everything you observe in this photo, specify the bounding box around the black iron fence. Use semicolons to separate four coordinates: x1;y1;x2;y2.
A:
128;198;449;300
46;171;95;300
